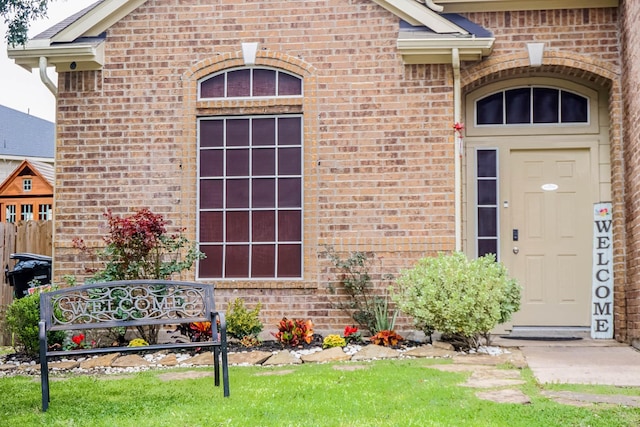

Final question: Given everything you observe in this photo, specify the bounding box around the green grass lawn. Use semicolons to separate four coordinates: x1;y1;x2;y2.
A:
1;359;639;427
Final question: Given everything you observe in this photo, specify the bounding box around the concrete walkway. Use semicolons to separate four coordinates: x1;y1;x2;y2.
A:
492;336;640;386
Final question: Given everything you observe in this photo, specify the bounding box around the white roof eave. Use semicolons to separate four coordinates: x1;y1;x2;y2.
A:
397;36;495;64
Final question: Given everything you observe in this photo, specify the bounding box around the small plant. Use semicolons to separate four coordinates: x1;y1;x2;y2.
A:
370;330;404;347
64;333;95;350
272;318;314;347
226;298;263;340
127;338;149;347
239;335;261;348
322;334;346;349
343;325;362;345
189;321;212;342
5;291;65;357
322;245;396;335
393;252;521;350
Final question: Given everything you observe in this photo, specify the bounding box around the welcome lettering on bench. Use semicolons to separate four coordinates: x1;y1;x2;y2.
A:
50;284;207;325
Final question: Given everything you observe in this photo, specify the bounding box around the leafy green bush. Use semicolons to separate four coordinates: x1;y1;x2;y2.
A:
226;298;263;339
5;293;65;357
322;334;346;348
392;252;521;349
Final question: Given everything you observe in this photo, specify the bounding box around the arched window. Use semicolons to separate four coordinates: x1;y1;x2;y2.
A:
476;87;589;126
199;68;302;99
197;67;303;279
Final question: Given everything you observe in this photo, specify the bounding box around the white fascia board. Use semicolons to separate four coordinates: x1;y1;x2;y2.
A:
397;36;494;63
371;0;468;34
435;0;618;13
7;43;105;72
52;0;147;42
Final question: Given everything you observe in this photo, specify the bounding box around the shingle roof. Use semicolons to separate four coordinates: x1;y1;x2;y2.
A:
29;160;55;186
33;0;106;40
0;105;54;158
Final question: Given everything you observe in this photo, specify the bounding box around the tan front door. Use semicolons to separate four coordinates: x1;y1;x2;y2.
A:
506;148;592;326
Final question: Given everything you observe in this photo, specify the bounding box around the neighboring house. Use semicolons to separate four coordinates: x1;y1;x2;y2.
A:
0;159;54;222
0;105;54;182
8;0;640;344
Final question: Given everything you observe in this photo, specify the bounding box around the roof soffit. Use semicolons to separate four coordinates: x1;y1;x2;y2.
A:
434;0;618;13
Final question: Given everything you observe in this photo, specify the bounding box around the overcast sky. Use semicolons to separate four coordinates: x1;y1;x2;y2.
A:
0;0;89;123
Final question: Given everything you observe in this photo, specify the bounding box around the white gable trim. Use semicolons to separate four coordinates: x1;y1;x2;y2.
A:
370;0;468;33
436;0;618;13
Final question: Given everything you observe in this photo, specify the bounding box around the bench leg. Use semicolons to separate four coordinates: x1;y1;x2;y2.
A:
213;347;220;387
221;348;230;397
39;321;50;412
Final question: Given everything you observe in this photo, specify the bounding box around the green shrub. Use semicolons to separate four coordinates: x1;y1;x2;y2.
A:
226;298;263;339
322;334;346;348
5;293;65;357
392;252;521;349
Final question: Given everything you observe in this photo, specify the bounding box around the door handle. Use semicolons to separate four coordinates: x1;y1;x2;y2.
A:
513;247;519;254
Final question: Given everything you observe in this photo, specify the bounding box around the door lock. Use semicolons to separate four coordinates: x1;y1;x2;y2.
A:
513;247;519;254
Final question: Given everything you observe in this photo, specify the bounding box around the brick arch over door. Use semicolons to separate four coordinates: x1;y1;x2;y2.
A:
461;52;629;341
178;49;321;289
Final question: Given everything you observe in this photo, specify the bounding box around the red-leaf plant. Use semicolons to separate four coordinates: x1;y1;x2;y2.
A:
272;318;314;347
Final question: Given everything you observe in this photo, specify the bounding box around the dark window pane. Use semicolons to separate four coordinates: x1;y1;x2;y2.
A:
200;150;223;177
253;69;277;96
226;211;249;242
199;212;223;242
226;245;249;277
278;117;302;145
277;244;301;277
252;178;275;208
278;72;302;96
199;245;223;278
226;179;249;208
252;211;275;241
278;147;301;175
561;91;588;123
252;118;276;146
200;180;223;209
477;150;497;178
252;245;276;277
477;180;497;205
533;88;559;123
200;120;223;147
505;88;531;124
226;69;251;97
227;119;250;146
278;210;301;241
200;74;225;98
476;93;503;125
478;207;497;237
278;178;302;208
478;239;498;259
227;149;249;176
252;148;276;175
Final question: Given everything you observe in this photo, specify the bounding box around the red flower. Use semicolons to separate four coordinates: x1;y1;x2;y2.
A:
72;334;85;346
344;326;358;337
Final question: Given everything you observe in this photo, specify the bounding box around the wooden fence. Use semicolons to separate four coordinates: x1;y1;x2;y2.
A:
0;221;52;346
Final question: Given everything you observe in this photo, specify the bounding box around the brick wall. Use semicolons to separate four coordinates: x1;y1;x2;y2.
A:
620;0;640;343
53;2;624;335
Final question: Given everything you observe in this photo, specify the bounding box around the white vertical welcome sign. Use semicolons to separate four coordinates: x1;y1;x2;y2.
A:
592;202;613;339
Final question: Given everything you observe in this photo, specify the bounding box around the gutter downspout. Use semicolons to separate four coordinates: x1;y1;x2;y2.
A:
452;48;462;252
39;55;57;275
39;57;57;97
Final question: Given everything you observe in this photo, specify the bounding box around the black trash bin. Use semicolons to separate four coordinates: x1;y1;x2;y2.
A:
5;253;53;299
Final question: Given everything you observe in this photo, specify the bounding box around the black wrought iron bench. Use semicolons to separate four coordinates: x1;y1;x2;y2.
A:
38;279;229;411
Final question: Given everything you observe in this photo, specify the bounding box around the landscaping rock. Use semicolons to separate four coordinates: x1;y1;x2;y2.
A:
50;361;80;370
432;341;456;351
301;347;351;363
462;369;525;388
156;353;178;366
351;345;400;361
79;353;120;369
184;352;214;366
112;354;150;368
228;351;273;366
542;391;640;408
0;364;16;371
263;351;302;366
405;345;456;358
